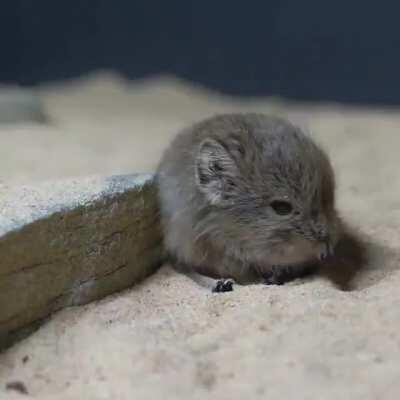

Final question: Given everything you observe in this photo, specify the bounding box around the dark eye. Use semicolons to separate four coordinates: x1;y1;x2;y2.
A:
270;200;293;216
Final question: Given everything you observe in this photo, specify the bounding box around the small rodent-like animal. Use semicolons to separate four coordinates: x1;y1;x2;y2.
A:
156;113;341;291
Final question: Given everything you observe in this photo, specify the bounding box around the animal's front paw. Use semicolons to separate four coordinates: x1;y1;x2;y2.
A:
262;268;286;285
263;264;318;285
263;274;285;285
212;279;234;293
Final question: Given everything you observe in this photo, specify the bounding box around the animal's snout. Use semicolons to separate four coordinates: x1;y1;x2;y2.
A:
314;225;328;242
318;239;334;261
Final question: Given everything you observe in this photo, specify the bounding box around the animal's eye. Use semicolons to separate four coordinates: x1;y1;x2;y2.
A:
270;200;293;216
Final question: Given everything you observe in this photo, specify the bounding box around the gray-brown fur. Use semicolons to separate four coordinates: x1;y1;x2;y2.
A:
156;113;341;286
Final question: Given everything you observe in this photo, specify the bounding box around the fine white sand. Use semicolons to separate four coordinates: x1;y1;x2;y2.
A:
1;72;400;399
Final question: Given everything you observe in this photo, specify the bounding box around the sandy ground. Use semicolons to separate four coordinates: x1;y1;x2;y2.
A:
1;72;400;399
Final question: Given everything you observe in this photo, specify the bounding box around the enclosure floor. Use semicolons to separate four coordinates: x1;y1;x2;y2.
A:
1;72;400;399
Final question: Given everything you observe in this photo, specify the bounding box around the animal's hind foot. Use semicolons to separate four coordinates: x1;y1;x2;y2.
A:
212;278;234;293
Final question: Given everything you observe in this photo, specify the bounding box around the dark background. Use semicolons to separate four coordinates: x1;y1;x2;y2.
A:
2;1;399;105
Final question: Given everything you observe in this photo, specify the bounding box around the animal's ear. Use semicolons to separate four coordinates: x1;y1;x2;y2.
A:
195;138;239;205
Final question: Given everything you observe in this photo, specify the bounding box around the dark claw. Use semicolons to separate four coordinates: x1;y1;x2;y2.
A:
212;279;234;293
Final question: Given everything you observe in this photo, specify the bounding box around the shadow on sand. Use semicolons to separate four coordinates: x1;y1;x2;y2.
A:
319;225;399;291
